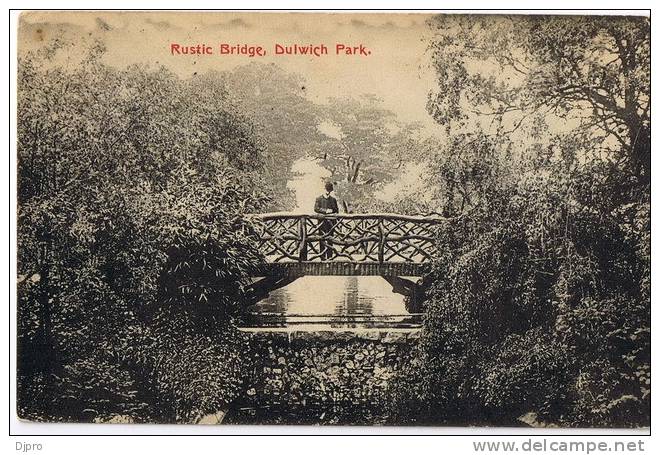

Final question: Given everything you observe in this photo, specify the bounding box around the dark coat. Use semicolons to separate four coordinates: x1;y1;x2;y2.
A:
314;194;339;237
314;194;339;215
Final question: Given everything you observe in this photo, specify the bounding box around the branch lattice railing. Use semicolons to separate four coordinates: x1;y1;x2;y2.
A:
246;213;443;264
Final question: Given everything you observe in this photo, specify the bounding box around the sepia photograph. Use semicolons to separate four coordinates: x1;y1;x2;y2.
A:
14;10;650;430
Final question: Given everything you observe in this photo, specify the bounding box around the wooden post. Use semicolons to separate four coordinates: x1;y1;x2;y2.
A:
377;218;385;264
298;216;308;261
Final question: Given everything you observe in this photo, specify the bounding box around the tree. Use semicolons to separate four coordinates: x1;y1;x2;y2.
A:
426;15;649;204
17;42;268;421
319;96;425;212
219;63;329;210
389;14;650;427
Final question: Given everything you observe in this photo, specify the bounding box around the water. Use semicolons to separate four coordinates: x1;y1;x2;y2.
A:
244;276;422;329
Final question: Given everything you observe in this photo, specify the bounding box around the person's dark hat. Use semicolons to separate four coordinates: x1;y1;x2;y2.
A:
324;182;334;192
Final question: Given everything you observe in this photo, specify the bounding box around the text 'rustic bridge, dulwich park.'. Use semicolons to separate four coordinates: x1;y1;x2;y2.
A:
243;212;443;311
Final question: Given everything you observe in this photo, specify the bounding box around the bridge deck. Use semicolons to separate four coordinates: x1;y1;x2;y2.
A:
255;261;429;277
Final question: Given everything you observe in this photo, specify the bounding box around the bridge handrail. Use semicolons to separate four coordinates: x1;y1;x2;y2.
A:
245;212;444;264
247;212;446;223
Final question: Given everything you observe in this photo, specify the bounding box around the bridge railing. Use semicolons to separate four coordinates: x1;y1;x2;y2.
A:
246;212;443;264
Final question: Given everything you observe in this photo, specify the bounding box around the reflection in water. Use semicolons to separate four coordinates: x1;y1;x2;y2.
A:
245;276;422;329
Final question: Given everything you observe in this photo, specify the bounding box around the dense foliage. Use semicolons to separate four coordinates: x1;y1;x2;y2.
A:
388;15;650;428
17;42;268;422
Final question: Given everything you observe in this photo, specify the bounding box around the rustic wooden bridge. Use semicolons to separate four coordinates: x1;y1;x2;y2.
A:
244;212;443;308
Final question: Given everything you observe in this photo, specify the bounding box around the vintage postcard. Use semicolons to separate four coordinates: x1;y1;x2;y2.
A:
15;11;650;428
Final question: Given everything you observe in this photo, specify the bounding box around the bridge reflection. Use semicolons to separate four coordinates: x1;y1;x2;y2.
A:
243;276;423;329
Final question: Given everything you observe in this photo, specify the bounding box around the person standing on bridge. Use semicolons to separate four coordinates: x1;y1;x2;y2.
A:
314;182;339;260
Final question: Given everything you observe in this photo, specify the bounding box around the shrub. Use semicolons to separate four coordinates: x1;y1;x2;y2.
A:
388;133;649;427
17;45;268;421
